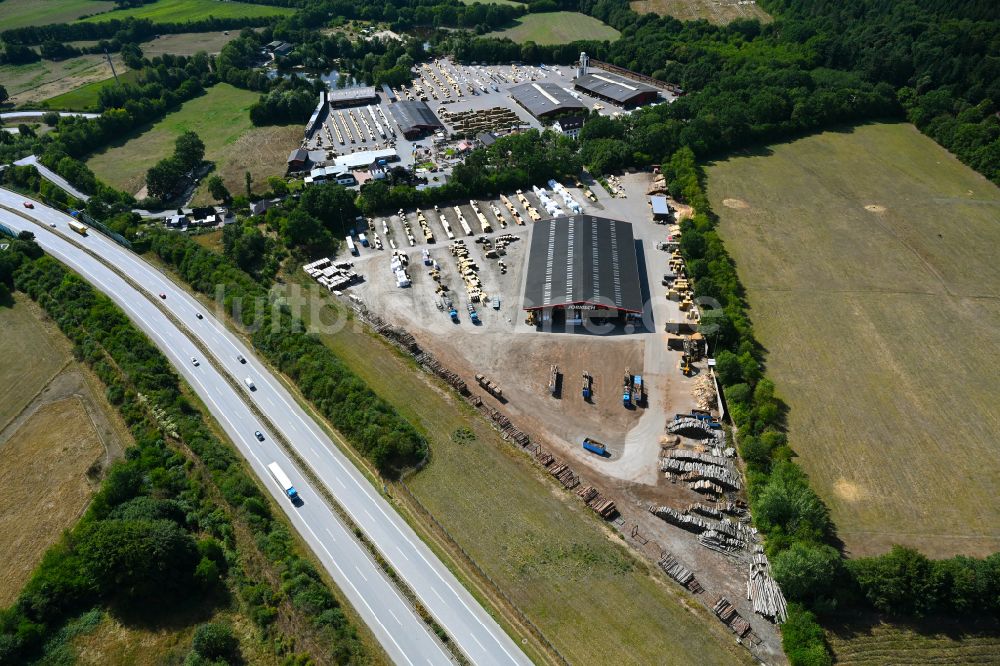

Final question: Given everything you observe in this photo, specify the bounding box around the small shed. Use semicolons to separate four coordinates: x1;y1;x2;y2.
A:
650;195;671;222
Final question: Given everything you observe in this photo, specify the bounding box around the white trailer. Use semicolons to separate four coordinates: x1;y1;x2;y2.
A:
267;462;299;502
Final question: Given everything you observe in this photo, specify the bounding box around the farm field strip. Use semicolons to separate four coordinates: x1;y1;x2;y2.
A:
0;0;114;30
486;11;620;44
79;0;292;23
629;0;770;24
707;122;1000;558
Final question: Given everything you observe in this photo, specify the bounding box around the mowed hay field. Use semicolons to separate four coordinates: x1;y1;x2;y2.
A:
289;286;749;666
140;30;242;57
86;84;300;197
827;617;1000;665
0;53;127;106
0;300;67;428
79;0;291;23
0;0;114;30
707;122;1000;558
0;398;105;605
487;11;620;44
629;0;770;24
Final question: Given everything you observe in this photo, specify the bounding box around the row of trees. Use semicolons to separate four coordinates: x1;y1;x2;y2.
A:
0;240;367;663
147;229;427;477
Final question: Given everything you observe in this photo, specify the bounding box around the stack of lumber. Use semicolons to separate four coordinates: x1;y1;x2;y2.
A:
747;553;788;622
577;486;617;518
658;553;702;593
713;598;752;638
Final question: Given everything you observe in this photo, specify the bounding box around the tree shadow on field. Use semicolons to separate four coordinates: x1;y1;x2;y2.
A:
107;584;232;633
824;610;1000;647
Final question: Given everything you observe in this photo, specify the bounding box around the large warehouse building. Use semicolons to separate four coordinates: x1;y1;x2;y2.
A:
523;215;643;325
574;71;659;109
509;82;587;120
387;100;445;139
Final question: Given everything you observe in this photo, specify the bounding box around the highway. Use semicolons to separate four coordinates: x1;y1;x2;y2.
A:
0;189;533;666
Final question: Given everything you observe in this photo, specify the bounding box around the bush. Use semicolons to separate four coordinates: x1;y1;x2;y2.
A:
782;604;832;666
191;622;238;662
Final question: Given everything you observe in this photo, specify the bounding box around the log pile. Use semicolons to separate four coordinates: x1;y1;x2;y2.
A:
547;462;580;490
686;502;723;520
690;479;724;495
649;505;711;533
664;449;729;467
647;172;669;196
667;417;725;444
692;374;716;411
661;458;742;490
747;553;788;622
699;529;745;554
577;486;617;518
658;553;702;593
713;598;751;638
413;352;469;395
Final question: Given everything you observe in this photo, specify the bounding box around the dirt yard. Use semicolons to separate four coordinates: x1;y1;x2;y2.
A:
630;0;770;24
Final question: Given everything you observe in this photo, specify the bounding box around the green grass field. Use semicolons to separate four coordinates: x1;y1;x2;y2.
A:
79;0;292;23
85;84;299;197
0;0;114;30
42;69;142;111
629;0;770;24
285;286;748;665
708;122;1000;558
487;11;620;44
827;617;1000;665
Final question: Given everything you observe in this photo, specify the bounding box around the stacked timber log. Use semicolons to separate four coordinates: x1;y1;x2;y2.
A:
667;417;726;444
747;552;788;622
686;503;723;520
690;479;725;495
413;352;469;395
649;505;711;533
699;529;745;554
692;374;716;411
658;553;703;593
664;449;729;467
548;462;580;489
661;458;742;490
576;486;617;518
713;598;752;638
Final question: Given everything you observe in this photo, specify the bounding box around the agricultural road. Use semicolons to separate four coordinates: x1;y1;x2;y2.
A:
0;189;533;666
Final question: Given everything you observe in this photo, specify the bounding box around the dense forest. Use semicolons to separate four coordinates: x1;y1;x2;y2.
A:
0;240;367;664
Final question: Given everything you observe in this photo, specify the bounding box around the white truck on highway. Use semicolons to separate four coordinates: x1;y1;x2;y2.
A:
267;462;300;503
